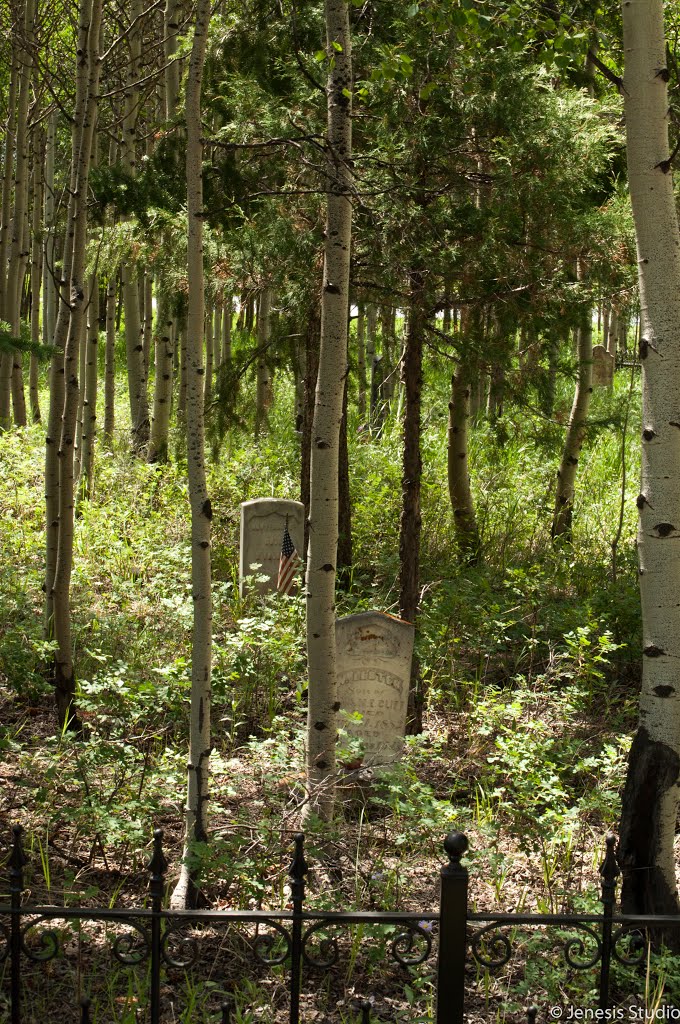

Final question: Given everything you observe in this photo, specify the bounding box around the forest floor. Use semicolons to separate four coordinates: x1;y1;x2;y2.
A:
1;372;673;1023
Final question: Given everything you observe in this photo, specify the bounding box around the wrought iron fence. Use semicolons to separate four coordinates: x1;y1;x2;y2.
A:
1;825;678;1023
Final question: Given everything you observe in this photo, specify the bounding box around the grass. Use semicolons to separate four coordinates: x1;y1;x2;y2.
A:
0;357;669;1023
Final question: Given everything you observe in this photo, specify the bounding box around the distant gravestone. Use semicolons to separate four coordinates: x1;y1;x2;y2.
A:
592;344;615;387
239;498;304;596
336;611;415;767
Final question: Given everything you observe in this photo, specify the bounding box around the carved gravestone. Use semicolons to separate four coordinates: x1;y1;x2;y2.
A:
592;344;615;387
239;498;304;596
335;611;415;767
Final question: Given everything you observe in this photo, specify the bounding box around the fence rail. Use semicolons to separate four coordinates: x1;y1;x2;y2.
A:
1;826;677;1023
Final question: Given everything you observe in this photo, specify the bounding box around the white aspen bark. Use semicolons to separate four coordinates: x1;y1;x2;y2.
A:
172;0;212;910
29;126;44;424
221;293;232;365
0;54;19;321
52;0;103;727
122;0;149;448
74;310;87;482
3;0;35;429
204;301;213;414
618;0;680;916
143;273;153;374
304;0;352;822
357;302;367;421
254;286;272;436
43;111;57;351
552;293;593;542
366;303;376;426
164;0;181;119
148;289;174;462
448;361;480;562
103;274;117;440
78;272;99;500
213;300;222;371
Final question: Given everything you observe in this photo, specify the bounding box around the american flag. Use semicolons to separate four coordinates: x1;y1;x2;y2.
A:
277;519;301;594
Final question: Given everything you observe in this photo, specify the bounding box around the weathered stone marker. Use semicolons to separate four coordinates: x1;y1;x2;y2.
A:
335;611;415;767
239;498;304;596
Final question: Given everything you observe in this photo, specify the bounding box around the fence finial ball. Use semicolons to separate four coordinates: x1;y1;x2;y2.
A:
443;831;469;864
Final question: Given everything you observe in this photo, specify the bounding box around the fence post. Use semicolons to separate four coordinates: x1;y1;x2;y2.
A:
148;829;168;1024
436;831;469;1024
598;833;619;1009
289;832;308;1024
10;825;27;1024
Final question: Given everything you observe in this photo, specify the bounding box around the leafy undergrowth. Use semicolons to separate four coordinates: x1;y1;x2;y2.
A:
1;370;673;1022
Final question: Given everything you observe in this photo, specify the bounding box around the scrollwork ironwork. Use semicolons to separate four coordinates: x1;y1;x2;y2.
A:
111;920;151;966
302;921;340;968
471;923;513;969
390;923;433;967
161;923;200;969
20;917;60;962
560;925;601;970
612;927;646;967
250;920;292;966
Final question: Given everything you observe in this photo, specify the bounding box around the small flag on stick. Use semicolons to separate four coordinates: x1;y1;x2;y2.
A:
278;517;301;595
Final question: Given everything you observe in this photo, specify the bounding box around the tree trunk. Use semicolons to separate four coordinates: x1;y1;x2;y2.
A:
448;345;480;562
357;302;367;422
301;301;320;561
122;0;149;449
618;0;680;919
552;292;593;542
172;0;212;910
337;374;352;583
255;286;272;437
52;0;103;729
221;293;232;365
78;272;99;500
103;274;117;440
29;126;44;425
148;289;174;462
304;0;352;822
400;270;425;732
204;300;213;414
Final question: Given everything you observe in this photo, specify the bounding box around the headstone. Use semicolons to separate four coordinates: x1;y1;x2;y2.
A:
592;344;615;387
336;611;415;767
239;498;304;596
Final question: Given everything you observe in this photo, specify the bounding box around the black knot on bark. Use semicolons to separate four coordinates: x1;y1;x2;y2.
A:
654;685;675;697
332;701;341;712
642;429;657;441
201;499;212;520
199;540;209;549
654;523;675;537
643;644;665;658
321;563;334;572
324;282;340;294
314;721;327;731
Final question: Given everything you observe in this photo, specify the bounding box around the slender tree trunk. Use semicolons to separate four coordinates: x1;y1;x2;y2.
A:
172;0;212;910
301;301;320;560
304;0;352;822
255;286;272;436
204;300;213;414
78;272;99;500
337;374;352;582
29;127;44;424
357;302;367;421
148;289;174;462
448;355;480;563
552;292;593;542
221;293;232;365
2;0;35;429
103;274;117;440
400;270;425;732
366;303;377;427
43;110;57;353
52;0;103;729
122;0;149;449
618;0;680;920
0;54;19;326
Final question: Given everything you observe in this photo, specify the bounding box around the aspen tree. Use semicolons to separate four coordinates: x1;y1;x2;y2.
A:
618;0;680;916
304;0;352;821
255;285;272;436
552;281;593;542
51;0;103;727
122;0;150;448
29;127;43;424
172;0;212;909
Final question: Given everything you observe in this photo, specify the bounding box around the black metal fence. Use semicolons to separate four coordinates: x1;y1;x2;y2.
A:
0;825;677;1023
